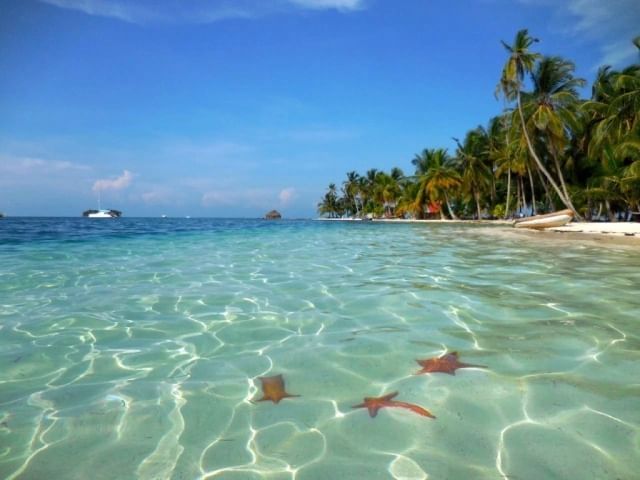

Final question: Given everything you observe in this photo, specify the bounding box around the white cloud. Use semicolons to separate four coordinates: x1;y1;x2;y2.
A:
278;187;297;205
0;154;90;174
517;0;640;66
92;169;133;192
38;0;365;24
288;0;363;10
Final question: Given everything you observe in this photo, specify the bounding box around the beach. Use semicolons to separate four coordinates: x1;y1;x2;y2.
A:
319;217;640;240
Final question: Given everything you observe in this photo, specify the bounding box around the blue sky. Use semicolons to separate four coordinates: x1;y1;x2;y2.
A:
1;0;638;217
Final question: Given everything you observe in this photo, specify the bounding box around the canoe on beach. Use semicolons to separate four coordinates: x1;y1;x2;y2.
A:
513;209;574;229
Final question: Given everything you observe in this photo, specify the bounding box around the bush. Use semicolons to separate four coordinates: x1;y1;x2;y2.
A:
492;204;506;219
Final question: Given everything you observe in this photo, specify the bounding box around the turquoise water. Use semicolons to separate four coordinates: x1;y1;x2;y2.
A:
1;218;639;480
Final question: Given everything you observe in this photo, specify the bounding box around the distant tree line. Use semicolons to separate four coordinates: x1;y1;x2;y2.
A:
318;30;640;221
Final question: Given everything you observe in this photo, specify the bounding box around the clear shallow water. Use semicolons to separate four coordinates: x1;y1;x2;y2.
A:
1;218;639;480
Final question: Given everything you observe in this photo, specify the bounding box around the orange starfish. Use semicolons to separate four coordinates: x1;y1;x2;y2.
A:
255;374;300;403
415;351;486;375
352;391;435;419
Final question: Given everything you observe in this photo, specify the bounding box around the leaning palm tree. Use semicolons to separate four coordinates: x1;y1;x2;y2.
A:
497;29;579;217
522;56;586;212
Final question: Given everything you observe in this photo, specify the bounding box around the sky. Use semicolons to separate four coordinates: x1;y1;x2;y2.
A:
1;0;638;217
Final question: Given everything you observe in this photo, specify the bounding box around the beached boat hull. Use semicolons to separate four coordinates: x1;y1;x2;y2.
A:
513;209;573;229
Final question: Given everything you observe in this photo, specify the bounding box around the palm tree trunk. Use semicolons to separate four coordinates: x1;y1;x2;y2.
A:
527;165;537;215
445;192;458;220
520;175;528;215
475;189;482;219
552;152;575;215
534;167;553;211
605;200;616;222
504;167;512;219
516;178;521;215
516;92;580;218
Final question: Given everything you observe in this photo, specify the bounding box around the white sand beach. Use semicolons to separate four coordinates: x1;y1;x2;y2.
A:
317;217;640;240
548;222;640;237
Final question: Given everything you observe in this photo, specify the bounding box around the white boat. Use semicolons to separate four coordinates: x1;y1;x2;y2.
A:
83;209;122;218
83;191;121;218
513;209;573;229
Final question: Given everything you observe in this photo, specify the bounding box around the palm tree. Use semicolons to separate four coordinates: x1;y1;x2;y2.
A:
488;112;516;218
497;29;579;217
317;183;341;218
414;149;461;219
523;56;586;212
372;172;401;217
582;38;640;216
396;181;421;219
412;149;432;175
454;128;492;219
343;171;361;216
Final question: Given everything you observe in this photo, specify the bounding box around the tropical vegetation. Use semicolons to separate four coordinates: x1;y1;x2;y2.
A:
318;31;640;221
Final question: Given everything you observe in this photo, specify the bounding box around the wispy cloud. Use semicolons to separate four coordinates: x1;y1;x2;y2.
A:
0;154;90;175
39;0;365;24
288;0;364;10
93;169;133;192
517;0;640;66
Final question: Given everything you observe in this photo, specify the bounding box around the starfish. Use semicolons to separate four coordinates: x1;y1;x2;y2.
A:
255;374;300;404
415;351;486;375
352;391;435;419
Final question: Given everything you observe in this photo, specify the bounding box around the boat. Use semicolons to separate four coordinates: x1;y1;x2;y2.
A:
83;191;121;218
82;209;122;218
513;209;573;229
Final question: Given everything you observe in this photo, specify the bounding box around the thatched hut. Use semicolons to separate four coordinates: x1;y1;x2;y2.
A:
265;210;282;220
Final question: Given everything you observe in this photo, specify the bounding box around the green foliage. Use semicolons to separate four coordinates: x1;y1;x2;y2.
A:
491;204;506;219
319;33;640;218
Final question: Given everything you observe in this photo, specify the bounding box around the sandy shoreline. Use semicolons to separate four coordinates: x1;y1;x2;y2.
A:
316;217;640;240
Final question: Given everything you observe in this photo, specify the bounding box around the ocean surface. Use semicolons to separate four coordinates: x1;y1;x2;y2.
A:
1;218;639;480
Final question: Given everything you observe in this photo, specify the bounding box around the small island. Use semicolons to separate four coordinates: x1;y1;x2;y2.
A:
265;210;282;220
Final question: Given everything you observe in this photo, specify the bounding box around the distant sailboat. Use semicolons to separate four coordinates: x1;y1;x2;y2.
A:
83;190;122;218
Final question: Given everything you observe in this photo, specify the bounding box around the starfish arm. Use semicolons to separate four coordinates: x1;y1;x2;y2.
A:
368;406;379;418
352;403;366;409
390;401;436;419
